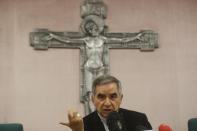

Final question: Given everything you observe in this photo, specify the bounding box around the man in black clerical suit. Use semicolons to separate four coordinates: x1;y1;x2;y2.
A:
60;75;152;131
83;108;152;131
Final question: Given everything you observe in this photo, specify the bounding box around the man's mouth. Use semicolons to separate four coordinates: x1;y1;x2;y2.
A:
103;109;112;113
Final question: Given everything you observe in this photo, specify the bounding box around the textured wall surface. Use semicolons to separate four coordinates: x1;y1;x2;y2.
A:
0;0;197;131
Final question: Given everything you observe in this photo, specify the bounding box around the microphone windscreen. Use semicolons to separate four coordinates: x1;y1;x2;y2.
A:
107;111;125;131
158;124;172;131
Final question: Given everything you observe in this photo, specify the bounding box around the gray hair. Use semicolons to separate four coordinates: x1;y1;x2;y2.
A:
92;74;122;95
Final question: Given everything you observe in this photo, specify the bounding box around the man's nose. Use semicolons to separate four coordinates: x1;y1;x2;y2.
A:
104;97;111;106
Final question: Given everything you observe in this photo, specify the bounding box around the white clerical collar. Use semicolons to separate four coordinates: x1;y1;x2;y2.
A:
97;113;109;131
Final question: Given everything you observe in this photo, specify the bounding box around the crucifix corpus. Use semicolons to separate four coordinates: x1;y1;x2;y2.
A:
30;0;158;115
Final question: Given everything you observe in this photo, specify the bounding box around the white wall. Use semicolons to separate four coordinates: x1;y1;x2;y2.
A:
0;0;197;131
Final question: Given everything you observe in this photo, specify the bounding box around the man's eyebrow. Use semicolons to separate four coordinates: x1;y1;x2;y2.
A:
97;93;105;96
97;93;104;95
110;92;117;95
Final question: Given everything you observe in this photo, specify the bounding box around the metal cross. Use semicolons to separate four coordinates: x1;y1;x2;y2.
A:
30;0;158;115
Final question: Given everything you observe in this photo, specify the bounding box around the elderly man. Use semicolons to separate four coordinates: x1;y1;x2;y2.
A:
60;74;152;131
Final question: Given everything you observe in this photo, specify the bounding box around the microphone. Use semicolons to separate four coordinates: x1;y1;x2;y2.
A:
158;124;172;131
136;125;152;131
107;111;127;131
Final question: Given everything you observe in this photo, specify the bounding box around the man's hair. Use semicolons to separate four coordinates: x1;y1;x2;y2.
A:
92;74;122;95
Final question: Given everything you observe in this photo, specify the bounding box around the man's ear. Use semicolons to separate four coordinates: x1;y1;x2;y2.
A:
91;95;95;103
121;94;123;101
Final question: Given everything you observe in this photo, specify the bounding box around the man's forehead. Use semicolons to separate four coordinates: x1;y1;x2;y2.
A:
95;83;119;93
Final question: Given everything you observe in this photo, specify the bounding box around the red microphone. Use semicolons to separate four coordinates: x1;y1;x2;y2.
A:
159;124;172;131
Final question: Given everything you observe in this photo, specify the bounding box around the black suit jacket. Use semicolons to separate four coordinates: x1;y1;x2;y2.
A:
83;108;152;131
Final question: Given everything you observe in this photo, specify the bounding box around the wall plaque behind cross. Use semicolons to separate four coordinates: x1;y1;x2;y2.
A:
30;0;158;115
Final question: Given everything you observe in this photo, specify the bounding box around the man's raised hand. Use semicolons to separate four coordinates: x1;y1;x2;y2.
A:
60;109;84;131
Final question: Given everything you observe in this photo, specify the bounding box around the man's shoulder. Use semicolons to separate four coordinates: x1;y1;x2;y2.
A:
119;108;147;118
119;108;145;114
83;108;147;120
83;111;98;122
83;111;105;131
119;108;152;130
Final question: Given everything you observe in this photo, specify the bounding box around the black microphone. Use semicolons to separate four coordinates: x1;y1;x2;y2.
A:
107;111;127;131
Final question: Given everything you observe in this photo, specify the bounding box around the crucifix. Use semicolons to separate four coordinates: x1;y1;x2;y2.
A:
30;0;158;115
